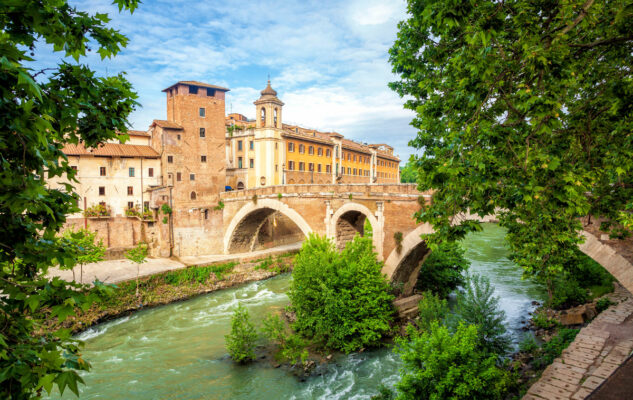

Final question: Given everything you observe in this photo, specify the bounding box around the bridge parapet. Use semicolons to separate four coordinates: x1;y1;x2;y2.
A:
219;183;429;202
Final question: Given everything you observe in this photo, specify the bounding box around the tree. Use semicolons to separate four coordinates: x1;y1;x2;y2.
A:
399;158;418;183
389;0;633;295
394;322;509;400
0;2;139;397
62;227;106;284
125;242;148;298
225;303;258;363
415;242;470;298
288;234;395;353
453;274;511;356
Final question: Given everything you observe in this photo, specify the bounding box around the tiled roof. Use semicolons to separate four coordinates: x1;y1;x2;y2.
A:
62;143;160;158
152;119;184;130
282;130;334;146
126;130;150;137
162;81;230;92
341;139;372;154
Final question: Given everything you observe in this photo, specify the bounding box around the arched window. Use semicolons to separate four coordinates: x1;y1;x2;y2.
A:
237;181;245;190
190;191;197;200
260;107;266;123
274;108;278;125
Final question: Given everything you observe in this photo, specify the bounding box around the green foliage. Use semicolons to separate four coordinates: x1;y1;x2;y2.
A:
126;243;148;297
61;227;106;284
399;157;418;184
261;313;308;364
163;262;236;285
532;329;579;369
83;203;111;217
596;298;616;313
0;0;140;397
393;232;403;254
416;242;470;298
160;203;172;215
364;218;373;237
454;274;511;355
519;336;540;353
394;322;509;400
288;234;395;353
162;216;168;224
566;249;615;292
213;201;225;211
348;193;353;200
225;304;258;363
417;291;449;332
532;311;560;330
390;0;633;302
277;193;283;200
548;277;588;310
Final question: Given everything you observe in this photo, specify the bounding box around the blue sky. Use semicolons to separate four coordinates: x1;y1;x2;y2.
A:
51;0;418;162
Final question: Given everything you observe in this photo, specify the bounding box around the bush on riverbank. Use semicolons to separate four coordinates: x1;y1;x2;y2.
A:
261;313;309;364
288;234;395;353
415;242;470;298
225;304;258;363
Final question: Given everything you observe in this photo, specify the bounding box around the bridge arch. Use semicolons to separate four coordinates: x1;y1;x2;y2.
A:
223;199;312;254
579;230;633;294
329;202;382;256
382;223;435;296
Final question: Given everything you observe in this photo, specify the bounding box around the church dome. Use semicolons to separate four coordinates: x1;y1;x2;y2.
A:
260;80;277;96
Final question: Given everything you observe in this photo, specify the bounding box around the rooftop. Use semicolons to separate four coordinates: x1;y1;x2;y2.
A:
62;142;160;158
162;81;230;93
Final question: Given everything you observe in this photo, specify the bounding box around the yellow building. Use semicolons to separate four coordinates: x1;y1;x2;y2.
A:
225;81;400;189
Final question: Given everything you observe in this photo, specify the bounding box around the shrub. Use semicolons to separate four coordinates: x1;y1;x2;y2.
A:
162;216;168;224
288;234;395;353
453;273;511;355
84;203;110;217
532;328;579;369
548;276;588;310
394;322;509;400
213;201;224;211
277;193;282;200
417;291;449;332
532;311;559;330
519;335;539;353
163;262;236;285
261;313;308;364
225;303;258;363
415;242;470;298
596;298;615;313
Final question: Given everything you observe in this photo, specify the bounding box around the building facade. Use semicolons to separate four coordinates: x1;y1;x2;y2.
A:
225;81;400;190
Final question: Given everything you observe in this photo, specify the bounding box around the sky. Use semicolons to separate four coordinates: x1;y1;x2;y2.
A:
44;0;418;162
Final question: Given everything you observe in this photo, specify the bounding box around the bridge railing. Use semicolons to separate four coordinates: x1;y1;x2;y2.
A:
219;183;429;200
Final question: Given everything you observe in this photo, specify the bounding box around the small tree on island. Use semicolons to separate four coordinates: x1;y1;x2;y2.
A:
62;227;106;284
225;303;258;363
125;242;148;297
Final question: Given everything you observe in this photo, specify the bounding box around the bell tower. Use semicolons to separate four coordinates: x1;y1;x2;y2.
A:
254;80;284;129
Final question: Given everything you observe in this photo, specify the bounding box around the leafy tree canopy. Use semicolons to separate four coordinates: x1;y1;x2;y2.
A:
390;0;633;285
0;0;139;397
399;157;419;183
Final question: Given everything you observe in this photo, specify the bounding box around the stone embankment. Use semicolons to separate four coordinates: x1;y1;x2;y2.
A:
524;285;633;400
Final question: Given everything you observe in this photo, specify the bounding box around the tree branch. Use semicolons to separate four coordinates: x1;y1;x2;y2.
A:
560;0;595;36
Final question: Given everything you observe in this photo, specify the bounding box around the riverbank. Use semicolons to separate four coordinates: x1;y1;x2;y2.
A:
40;253;296;335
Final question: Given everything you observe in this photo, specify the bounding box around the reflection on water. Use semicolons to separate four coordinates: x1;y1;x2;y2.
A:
49;223;545;400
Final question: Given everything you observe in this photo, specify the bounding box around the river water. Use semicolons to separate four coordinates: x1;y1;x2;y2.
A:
49;224;545;399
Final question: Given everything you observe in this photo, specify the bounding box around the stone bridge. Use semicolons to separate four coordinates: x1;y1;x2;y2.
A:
219;183;633;297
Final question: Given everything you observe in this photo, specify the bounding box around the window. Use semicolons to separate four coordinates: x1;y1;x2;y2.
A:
200;128;205;138
190;173;195;181
127;186;133;195
275;164;278;172
288;161;295;170
148;168;154;177
176;172;182;181
308;163;314;172
347;153;351;161
299;144;305;154
299;162;305;171
129;167;135;177
167;155;173;163
100;167;106;176
353;155;356;162
318;147;323;156
199;107;205;117
317;164;322;173
190;191;197;200
206;88;215;97
260;107;266;123
238;157;243;168
308;146;314;155
201;155;207;162
326;165;331;173
127;201;134;209
168;173;173;182
353;168;357;175
274;108;278;125
288;142;295;152
326;149;331;157
249;158;254;168
71;165;78;171
204;209;209;220
275;142;278;149
99;186;105;196
238;140;243;151
190;86;198;94
177;134;181;140
347;167;351;175
249;141;254;150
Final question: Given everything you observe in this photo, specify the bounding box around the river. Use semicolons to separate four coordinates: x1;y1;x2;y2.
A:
49;223;545;399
